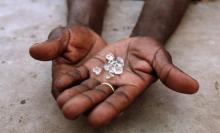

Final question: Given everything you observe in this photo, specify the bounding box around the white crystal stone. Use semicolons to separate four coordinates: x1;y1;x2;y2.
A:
114;62;123;68
106;53;114;61
92;66;102;75
102;53;125;78
108;60;116;68
114;66;123;74
109;66;115;74
116;57;124;66
107;62;115;73
104;64;110;71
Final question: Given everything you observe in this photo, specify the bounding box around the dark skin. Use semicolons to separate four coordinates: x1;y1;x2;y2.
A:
30;0;199;127
131;0;191;43
30;0;108;98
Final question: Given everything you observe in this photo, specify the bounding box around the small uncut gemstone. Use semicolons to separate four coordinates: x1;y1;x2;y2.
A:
104;64;110;71
106;53;114;61
116;57;124;66
104;53;124;76
114;66;123;74
92;66;102;75
92;53;124;79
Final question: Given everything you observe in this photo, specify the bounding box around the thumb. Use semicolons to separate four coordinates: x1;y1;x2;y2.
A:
153;48;199;94
29;27;68;61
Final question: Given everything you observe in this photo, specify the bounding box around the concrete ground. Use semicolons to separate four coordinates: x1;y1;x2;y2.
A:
0;0;219;133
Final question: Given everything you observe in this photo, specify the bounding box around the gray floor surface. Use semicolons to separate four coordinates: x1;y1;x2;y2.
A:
0;0;219;133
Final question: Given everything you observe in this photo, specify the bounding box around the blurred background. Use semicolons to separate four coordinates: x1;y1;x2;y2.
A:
0;0;219;133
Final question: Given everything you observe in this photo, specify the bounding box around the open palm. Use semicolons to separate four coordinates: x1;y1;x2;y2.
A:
56;37;199;126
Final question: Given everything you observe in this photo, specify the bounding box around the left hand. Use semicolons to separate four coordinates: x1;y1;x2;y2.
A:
56;37;199;127
29;26;107;98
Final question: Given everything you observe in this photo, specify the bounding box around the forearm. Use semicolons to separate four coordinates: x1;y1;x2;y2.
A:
131;0;190;44
67;0;108;34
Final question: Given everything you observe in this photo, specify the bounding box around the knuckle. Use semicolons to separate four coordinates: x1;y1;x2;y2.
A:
56;90;71;108
152;48;173;74
81;93;94;104
53;79;63;91
63;89;72;96
104;101;118;114
160;64;173;82
66;69;79;78
114;91;131;103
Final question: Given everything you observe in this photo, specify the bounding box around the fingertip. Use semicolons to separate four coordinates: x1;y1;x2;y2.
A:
29;43;42;60
62;94;95;120
29;42;54;61
29;39;64;61
57;94;67;109
56;88;76;109
175;68;199;94
61;96;88;120
165;67;199;94
62;103;79;120
187;78;199;94
88;110;109;127
88;104;115;127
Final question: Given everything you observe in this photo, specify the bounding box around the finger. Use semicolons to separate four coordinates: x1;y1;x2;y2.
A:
52;65;89;93
88;85;145;127
62;84;115;120
56;79;99;108
51;88;61;100
152;48;199;94
29;27;69;61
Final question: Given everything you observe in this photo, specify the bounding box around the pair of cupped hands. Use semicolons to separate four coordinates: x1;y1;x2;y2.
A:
29;26;199;127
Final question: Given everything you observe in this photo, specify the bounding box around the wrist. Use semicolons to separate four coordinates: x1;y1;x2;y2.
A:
67;18;89;28
66;0;108;35
130;36;165;48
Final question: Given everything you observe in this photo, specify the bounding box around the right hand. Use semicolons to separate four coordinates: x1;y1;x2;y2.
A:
55;37;199;126
29;26;107;99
